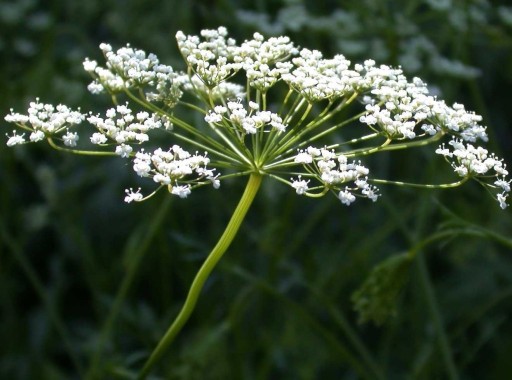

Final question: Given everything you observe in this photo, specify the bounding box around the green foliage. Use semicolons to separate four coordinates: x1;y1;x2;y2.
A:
2;0;512;379
352;253;412;325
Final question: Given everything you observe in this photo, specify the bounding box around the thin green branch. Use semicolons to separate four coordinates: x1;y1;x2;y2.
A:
370;177;469;189
346;132;445;157
47;138;118;156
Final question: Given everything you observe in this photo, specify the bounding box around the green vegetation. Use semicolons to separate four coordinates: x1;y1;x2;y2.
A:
1;1;511;379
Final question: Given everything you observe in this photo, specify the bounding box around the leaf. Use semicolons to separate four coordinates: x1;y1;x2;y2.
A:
351;253;412;325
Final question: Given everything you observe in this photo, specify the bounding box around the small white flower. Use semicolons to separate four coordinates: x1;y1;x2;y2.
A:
355;178;367;188
205;112;223;124
90;133;108;145
62;130;79;147
115;144;133;158
291;176;310;195
307;146;321;157
211;178;221;189
99;43;112;52
87;82;104;94
30;130;45;142
153;173;171;185
124;188;143;203
4;111;29;124
6;131;26;146
249;101;259;110
436;143;452;157
362;185;380;202
83;58;97;72
242;118;257;134
497;192;508;209
495;178;511;193
294;151;313;164
171;185;191;198
421;124;438;135
338;189;356;206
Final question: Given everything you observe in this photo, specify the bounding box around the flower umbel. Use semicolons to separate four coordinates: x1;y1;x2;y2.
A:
5;27;509;207
4;26;510;380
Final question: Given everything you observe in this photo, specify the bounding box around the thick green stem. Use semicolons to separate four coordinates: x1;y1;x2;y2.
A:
137;173;263;379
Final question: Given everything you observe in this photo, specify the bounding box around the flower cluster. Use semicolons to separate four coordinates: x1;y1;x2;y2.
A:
292;147;379;205
205;101;286;135
179;74;245;101
282;49;359;102
5;98;85;147
84;43;183;106
3;26;510;208
358;66;487;142
436;139;510;208
126;146;218;202
176;27;241;88
238;32;296;91
88;103;169;157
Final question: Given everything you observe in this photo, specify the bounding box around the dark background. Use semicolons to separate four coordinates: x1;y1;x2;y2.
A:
1;1;511;379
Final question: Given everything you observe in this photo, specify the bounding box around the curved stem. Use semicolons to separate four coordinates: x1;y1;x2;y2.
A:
137;173;263;379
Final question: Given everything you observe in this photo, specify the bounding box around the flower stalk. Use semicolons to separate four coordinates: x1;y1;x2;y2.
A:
137;173;262;380
3;25;511;379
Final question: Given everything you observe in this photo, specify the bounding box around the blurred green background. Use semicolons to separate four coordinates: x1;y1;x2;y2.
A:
1;0;512;379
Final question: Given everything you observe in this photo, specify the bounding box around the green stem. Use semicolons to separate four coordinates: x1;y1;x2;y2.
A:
137;173;263;379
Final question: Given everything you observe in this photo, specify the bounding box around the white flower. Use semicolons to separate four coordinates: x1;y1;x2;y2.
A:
211;178;221;189
6;131;26;146
497;192;508;209
248;101;259;110
422;124;438;135
291;176;310;195
171;185;191;198
127;146;219;200
495;178;511;193
124;188;143;203
83;58;97;72
90;133;108;145
4;111;29;123
30;130;45;142
133;150;152;177
338;189;356;205
435;144;452;157
205;111;223;124
4;26;508;209
307;146;321;157
62;130;79;147
294;151;313;164
99;43;112;52
153;173;171;185
362;185;380;202
115;144;133;158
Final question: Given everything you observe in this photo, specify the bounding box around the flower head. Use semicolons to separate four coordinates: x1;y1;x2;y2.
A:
4;26;508;208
